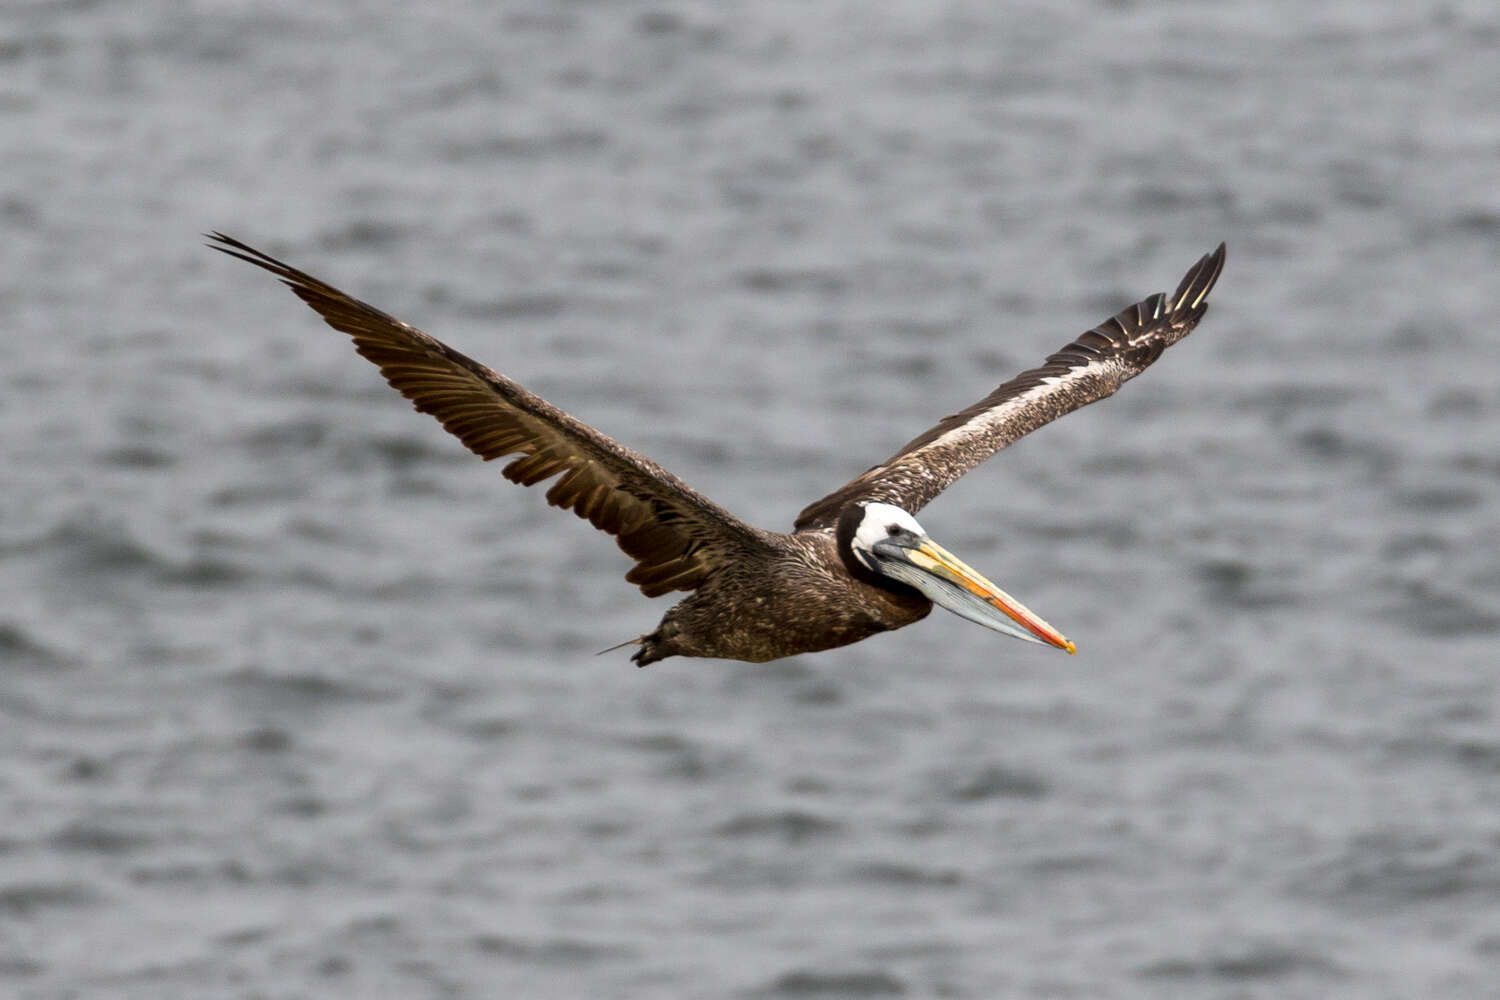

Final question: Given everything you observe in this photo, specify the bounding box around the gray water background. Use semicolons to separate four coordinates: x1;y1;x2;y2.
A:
3;1;1499;996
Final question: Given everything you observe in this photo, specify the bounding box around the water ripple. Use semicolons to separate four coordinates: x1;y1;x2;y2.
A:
715;809;843;843
757;968;907;997
1299;831;1500;906
1138;943;1342;982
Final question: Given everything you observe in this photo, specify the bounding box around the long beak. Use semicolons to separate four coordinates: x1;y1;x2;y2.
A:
872;534;1075;653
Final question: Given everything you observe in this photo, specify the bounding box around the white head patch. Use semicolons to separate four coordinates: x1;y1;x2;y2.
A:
850;502;926;568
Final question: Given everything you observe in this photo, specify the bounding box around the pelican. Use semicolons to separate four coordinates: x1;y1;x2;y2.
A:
209;234;1224;665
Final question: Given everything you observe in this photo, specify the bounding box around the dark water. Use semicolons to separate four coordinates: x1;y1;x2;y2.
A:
3;1;1498;996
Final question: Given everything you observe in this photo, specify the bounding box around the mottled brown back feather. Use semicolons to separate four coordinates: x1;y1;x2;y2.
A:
207;233;770;597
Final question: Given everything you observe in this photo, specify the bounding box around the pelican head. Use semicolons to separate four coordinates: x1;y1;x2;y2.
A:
842;502;1075;653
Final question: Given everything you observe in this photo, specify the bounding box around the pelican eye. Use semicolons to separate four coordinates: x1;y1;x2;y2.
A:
886;524;902;537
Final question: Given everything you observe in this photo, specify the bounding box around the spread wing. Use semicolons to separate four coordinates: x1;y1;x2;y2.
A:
209;233;770;597
795;244;1225;531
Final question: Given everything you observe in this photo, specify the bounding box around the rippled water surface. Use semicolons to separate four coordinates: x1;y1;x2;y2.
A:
3;1;1499;997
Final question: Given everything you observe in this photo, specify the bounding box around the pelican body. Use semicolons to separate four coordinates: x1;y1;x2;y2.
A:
210;235;1224;666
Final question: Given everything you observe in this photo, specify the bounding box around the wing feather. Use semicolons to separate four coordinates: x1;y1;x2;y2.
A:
208;233;769;596
794;244;1226;530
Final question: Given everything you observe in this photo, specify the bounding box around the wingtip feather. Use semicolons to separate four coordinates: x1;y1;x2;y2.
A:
1169;242;1227;315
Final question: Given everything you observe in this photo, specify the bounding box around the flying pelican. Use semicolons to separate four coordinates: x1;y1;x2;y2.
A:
209;234;1224;665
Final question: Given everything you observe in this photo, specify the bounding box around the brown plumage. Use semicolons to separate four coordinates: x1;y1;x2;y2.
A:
209;234;1224;665
793;245;1226;529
